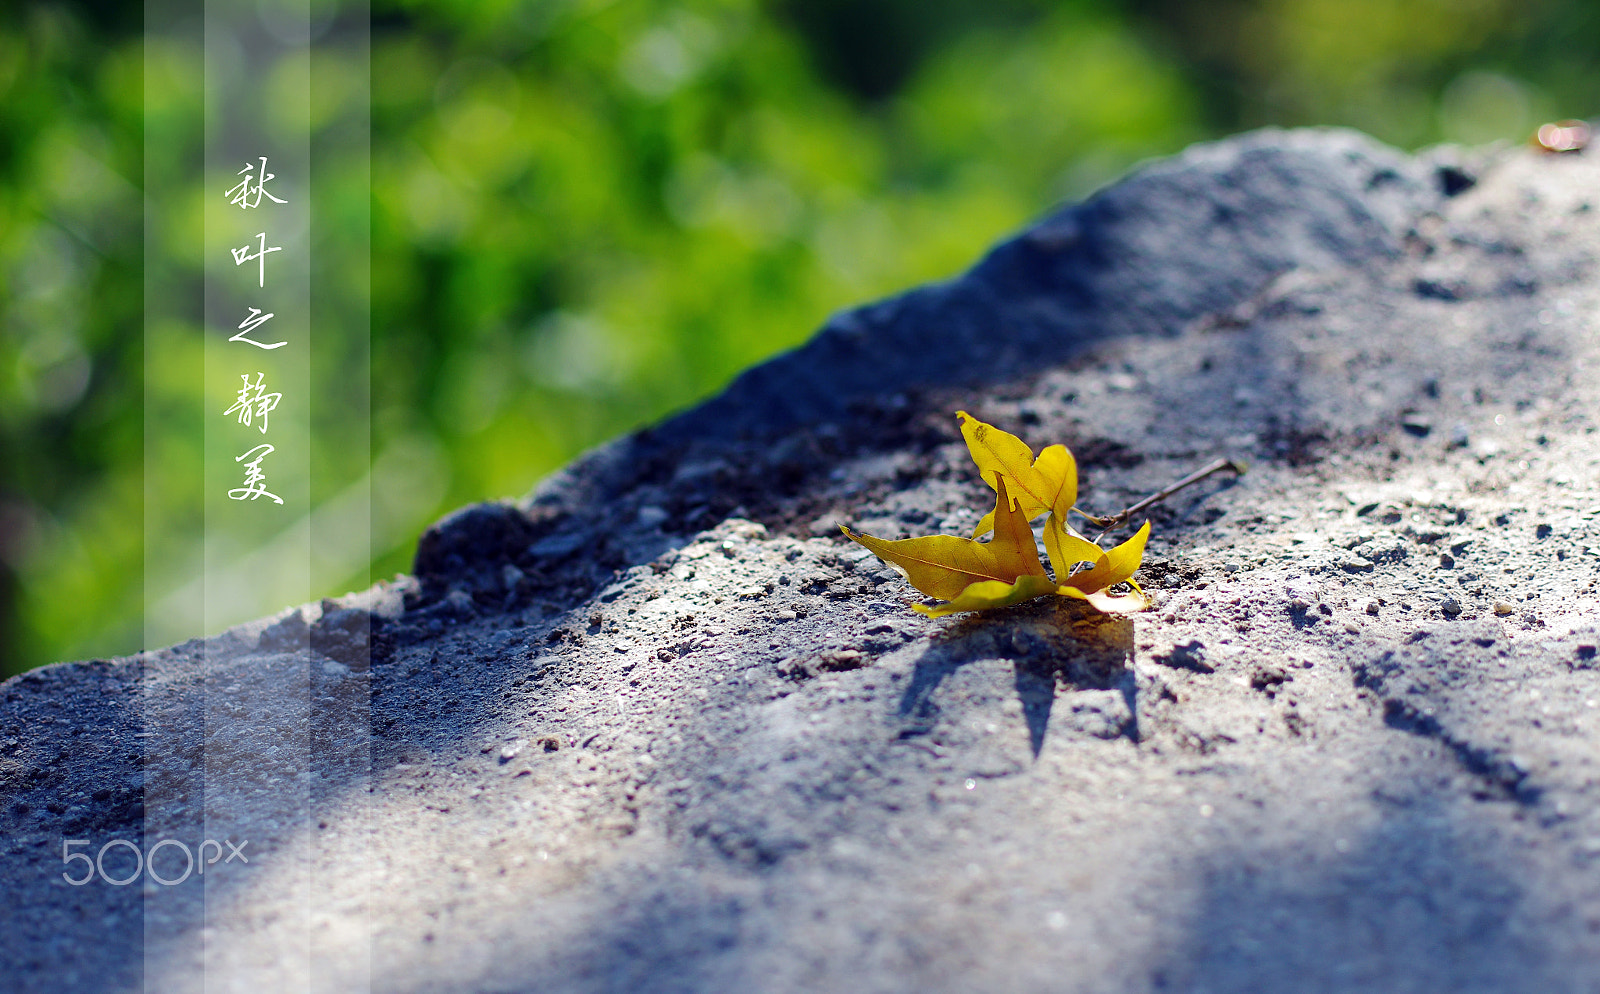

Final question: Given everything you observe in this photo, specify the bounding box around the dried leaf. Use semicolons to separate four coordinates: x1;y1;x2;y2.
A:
841;412;1156;618
1042;512;1105;585
1060;521;1150;595
1057;584;1150;614
913;575;1061;618
959;411;1078;537
840;476;1046;601
1057;522;1152;613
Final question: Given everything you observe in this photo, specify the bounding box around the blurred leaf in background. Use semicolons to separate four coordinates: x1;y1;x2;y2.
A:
1;6;146;675
1;0;1596;676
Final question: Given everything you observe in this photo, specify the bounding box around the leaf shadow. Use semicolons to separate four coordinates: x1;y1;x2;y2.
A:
897;600;1136;758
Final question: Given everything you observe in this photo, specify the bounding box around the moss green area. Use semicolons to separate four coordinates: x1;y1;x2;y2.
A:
1;0;1596;676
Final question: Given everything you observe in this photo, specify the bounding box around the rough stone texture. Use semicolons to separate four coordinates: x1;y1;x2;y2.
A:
5;126;1600;993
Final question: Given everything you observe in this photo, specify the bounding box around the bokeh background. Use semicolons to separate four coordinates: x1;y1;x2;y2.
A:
2;0;1597;676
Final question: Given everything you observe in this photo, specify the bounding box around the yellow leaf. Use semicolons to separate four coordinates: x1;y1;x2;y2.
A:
958;411;1077;537
841;476;1046;601
837;412;1158;619
913;574;1061;618
1058;582;1151;613
1059;521;1151;595
1042;512;1105;585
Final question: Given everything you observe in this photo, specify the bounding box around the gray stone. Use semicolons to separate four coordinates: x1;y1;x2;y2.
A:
6;126;1600;993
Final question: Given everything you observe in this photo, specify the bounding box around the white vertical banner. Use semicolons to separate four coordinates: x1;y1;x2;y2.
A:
307;4;373;990
144;0;370;989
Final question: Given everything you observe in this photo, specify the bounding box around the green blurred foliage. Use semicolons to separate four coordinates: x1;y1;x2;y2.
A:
1;0;1597;675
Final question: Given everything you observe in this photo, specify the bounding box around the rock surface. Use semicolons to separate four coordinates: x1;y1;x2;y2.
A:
6;127;1600;993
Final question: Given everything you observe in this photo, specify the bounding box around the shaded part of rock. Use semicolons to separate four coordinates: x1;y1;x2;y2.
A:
310;604;374;669
413;501;539;591
1353;620;1600;806
1154;639;1214;673
257;608;309;652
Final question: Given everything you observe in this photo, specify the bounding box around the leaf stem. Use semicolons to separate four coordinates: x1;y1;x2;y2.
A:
1076;458;1247;542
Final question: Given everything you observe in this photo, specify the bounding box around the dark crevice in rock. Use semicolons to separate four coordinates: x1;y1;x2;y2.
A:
1352;628;1542;806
